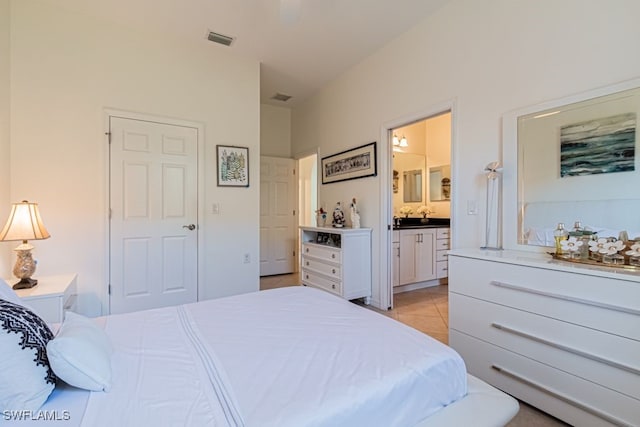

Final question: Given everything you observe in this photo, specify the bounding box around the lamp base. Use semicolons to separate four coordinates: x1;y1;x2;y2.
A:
13;278;38;290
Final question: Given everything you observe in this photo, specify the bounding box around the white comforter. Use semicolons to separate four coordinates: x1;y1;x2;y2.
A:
79;287;467;426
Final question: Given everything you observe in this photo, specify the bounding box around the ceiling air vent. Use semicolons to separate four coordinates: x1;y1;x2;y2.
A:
271;93;292;102
207;31;234;47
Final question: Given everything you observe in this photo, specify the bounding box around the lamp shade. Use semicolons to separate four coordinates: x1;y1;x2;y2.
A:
0;200;51;242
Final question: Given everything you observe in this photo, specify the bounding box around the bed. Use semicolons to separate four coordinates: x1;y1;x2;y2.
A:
2;285;518;426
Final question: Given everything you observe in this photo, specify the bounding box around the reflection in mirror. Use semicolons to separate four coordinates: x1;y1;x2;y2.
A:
503;78;640;250
403;170;422;202
429;165;451;201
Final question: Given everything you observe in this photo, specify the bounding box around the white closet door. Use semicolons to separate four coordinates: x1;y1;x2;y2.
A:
109;116;198;314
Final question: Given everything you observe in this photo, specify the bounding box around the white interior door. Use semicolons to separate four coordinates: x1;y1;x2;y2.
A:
260;156;296;276
109;116;198;314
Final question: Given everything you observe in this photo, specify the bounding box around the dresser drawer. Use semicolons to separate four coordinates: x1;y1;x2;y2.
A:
302;256;341;280
449;256;640;341
451;293;640;400
435;239;449;250
302;243;341;263
436;261;448;279
451;331;639;427
302;270;341;295
436;250;448;262
436;228;450;239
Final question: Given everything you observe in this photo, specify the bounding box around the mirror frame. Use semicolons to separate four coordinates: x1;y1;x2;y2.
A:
502;76;640;252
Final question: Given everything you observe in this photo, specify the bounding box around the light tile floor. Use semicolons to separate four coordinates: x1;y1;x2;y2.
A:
259;273;568;427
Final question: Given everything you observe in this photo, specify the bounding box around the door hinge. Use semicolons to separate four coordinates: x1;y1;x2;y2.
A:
109;208;112;219
293;168;296;175
108;284;111;295
105;132;111;144
293;250;296;257
293;209;296;216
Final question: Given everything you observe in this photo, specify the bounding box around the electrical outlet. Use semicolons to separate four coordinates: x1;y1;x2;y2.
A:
243;253;250;263
211;203;220;214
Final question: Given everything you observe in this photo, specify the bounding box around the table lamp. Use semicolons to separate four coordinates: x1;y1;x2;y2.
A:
0;200;51;289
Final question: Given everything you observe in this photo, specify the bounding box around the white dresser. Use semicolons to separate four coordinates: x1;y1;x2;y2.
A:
300;226;372;303
448;249;639;427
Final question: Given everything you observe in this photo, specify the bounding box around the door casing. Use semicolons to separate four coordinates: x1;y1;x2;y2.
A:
104;109;205;314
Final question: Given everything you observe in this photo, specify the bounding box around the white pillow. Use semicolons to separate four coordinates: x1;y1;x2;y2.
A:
0;278;23;306
0;299;57;411
46;311;113;392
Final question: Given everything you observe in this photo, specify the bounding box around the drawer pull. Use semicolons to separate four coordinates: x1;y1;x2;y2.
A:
331;284;336;289
305;274;309;279
489;280;640;316
491;322;640;376
331;254;336;259
305;248;309;253
332;268;336;274
306;261;309;266
491;364;633;427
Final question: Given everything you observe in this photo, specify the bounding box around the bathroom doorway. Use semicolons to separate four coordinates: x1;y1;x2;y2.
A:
385;108;453;310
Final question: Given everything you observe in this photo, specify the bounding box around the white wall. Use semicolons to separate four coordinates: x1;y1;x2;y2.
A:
260;104;291;157
291;0;640;307
9;0;261;315
0;0;10;275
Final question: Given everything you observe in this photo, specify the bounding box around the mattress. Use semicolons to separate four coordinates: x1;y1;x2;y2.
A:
11;286;474;426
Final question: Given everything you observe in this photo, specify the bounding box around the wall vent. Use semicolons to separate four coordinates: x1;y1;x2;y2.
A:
207;31;234;47
271;93;292;102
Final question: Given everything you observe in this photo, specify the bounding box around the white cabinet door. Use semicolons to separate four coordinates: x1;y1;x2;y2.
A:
399;229;436;285
392;241;400;287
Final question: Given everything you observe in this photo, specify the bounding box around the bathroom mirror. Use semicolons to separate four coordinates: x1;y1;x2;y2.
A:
503;77;640;250
403;170;423;202
429;165;451;201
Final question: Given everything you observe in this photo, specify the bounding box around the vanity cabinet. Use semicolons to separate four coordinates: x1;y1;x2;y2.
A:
399;228;436;285
448;249;640;427
396;226;449;287
299;226;372;303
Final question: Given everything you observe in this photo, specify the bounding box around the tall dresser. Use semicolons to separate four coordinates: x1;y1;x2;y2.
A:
448;249;639;427
299;226;372;303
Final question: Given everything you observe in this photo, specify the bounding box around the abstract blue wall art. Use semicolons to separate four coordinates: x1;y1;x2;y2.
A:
560;113;636;177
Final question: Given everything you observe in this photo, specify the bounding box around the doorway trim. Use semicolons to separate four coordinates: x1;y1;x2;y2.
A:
378;98;458;310
103;108;205;315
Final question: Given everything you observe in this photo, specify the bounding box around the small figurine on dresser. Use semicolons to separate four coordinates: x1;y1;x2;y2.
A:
332;202;345;228
350;198;360;229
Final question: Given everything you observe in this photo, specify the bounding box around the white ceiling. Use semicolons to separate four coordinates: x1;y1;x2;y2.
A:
40;0;448;108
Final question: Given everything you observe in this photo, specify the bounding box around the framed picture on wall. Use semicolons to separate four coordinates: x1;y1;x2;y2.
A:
321;141;377;184
217;145;249;187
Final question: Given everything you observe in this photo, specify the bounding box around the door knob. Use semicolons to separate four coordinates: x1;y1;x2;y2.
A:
183;224;196;231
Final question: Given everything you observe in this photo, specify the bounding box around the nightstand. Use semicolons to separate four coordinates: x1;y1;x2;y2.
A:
12;273;78;324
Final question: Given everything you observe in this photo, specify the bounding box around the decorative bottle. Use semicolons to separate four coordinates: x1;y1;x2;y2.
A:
568;221;584;259
553;223;568;257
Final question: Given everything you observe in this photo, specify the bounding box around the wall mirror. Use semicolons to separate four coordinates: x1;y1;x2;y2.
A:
503;77;640;251
429;165;451;201
393;152;426;212
403;170;423;202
